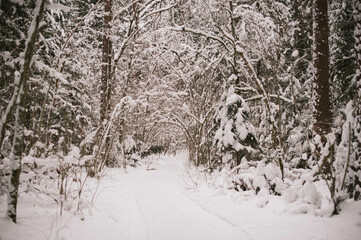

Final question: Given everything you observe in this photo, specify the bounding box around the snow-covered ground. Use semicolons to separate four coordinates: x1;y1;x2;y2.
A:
1;153;361;240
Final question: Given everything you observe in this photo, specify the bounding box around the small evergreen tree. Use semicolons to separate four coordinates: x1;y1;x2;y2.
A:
214;85;258;167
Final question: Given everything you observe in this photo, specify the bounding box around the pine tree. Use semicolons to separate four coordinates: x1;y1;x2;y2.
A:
330;0;356;109
214;85;258;167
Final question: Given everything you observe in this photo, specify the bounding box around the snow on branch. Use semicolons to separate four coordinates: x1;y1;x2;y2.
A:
62;5;101;48
139;0;162;17
170;114;196;145
236;48;272;112
0;0;47;149
245;94;292;103
169;26;231;52
140;4;176;21
47;3;70;12
179;106;202;125
35;60;69;85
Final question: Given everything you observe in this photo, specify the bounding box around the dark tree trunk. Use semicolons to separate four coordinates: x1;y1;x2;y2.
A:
313;0;332;137
94;0;113;170
7;0;47;223
7;90;25;223
100;0;112;125
353;0;361;200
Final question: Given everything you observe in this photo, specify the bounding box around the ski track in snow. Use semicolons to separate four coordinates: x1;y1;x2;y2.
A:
134;176;150;240
130;159;245;240
1;154;361;240
183;195;255;240
185;193;239;227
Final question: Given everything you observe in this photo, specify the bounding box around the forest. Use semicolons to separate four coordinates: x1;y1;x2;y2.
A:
0;0;361;238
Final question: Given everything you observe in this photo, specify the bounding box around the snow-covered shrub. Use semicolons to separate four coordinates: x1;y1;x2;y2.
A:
309;102;360;213
12;144;95;216
216;159;287;196
121;135;141;167
0;156;10;196
141;145;166;158
282;180;331;215
214;85;258;167
286;124;312;168
123;135;137;155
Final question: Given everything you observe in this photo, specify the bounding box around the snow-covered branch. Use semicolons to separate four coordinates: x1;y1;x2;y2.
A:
169;26;231;52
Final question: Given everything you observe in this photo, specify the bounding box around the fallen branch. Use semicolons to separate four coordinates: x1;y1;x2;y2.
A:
146;162;157;171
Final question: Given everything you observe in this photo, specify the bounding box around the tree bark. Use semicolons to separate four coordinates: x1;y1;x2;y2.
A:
313;0;332;137
353;0;361;200
100;0;112;125
7;88;24;223
6;0;47;223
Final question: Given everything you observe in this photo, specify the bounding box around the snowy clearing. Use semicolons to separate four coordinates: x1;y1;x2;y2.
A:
1;153;361;240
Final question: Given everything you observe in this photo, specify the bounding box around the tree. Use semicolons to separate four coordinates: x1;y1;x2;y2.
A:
313;0;332;138
214;85;258;167
352;0;361;200
330;0;356;110
100;0;112;124
6;0;47;223
0;0;37;151
327;0;358;203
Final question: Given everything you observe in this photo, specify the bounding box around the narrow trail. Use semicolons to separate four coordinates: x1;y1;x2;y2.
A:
90;156;245;240
2;154;359;240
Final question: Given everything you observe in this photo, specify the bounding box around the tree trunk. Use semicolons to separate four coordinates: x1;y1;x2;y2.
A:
6;0;47;223
7;89;24;223
353;0;361;200
313;0;332;137
97;0;113;168
100;0;112;125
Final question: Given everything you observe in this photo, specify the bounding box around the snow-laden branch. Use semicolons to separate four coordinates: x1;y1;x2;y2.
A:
169;24;271;114
170;114;196;145
93;98;130;169
236;47;272;112
47;3;70;12
0;0;47;150
140;4;176;21
169;26;231;52
35;60;68;85
139;0;161;18
245;94;292;103
179;107;203;125
219;27;234;43
159;55;189;87
60;1;102;54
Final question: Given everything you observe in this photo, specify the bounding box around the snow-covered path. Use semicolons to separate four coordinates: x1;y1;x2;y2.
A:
1;153;361;240
80;156;243;240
